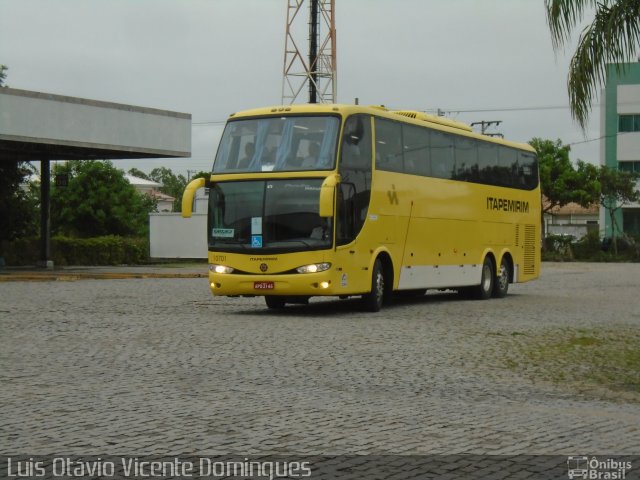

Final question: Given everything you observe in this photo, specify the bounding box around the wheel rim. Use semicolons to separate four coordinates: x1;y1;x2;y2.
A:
482;263;492;293
498;263;508;291
374;271;384;305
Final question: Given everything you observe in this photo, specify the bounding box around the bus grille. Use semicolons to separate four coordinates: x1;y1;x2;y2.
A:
515;224;520;247
524;224;536;275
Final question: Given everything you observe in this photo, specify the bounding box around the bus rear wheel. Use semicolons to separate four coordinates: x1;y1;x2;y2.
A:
265;296;286;309
492;257;510;298
472;257;494;300
361;259;385;312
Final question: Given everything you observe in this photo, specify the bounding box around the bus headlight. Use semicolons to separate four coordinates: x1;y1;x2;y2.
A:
296;262;331;274
210;264;234;274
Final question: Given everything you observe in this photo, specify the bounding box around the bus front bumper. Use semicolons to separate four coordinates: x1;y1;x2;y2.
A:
208;271;339;297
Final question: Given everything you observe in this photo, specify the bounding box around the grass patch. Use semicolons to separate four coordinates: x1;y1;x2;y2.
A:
505;328;640;401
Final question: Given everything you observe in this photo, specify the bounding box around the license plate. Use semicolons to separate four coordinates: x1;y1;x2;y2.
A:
254;281;275;290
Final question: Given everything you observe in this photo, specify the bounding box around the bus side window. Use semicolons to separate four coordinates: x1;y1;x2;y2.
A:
520;152;538;189
431;131;455;179
454;136;478;181
374;118;403;172
403;124;430;176
341;115;371;169
478;142;498;185
498;147;518;187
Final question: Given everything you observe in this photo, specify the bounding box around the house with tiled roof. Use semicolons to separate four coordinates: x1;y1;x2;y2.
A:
543;199;599;239
125;174;175;212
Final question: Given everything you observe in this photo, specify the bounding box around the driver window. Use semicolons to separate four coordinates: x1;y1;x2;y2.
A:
337;115;372;245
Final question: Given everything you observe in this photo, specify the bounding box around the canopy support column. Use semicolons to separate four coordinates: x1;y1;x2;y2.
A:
39;158;53;268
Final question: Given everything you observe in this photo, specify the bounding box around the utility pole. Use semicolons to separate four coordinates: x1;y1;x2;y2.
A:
470;120;504;138
282;0;336;104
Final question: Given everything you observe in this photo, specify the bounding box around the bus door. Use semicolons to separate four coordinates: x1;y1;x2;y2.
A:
335;114;373;292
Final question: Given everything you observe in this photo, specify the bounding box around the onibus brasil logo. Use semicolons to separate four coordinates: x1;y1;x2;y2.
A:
567;456;632;479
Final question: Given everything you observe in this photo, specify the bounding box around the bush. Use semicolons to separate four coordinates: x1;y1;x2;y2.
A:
0;236;149;266
542;230;640;262
572;230;601;259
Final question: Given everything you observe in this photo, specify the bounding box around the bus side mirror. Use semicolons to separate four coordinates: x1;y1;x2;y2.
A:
181;177;207;218
319;174;340;218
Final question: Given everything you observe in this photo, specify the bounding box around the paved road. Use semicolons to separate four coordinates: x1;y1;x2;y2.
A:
1;262;639;457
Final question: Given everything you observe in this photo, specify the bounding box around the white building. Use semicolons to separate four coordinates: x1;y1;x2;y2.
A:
600;63;640;237
125;174;175;213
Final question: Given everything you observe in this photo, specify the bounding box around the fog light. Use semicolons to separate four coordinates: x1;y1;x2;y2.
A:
319;281;330;289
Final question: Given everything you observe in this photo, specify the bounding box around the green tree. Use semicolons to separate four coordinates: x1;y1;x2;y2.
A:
0;161;39;246
529;138;600;238
599;165;640;253
127;167;150;180
545;0;640;129
190;171;211;181
148;167;188;212
52;160;155;237
0;64;7;86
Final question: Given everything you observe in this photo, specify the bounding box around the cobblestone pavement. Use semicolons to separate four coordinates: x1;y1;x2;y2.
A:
1;262;639;456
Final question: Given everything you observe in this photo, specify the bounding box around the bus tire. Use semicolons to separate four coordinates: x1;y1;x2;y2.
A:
265;296;286;309
473;257;494;300
492;257;510;298
361;258;385;312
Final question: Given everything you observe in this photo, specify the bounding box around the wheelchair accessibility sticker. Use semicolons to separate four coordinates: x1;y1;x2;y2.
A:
251;235;263;248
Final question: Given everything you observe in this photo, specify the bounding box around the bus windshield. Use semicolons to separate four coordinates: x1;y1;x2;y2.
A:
208;179;332;253
212;115;340;173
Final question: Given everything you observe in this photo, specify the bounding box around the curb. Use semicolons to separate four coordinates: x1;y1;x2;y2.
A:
0;272;208;282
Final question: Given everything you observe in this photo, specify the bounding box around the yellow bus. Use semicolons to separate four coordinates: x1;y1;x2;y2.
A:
182;104;540;311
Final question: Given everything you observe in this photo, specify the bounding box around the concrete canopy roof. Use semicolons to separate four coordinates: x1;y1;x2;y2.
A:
0;88;191;162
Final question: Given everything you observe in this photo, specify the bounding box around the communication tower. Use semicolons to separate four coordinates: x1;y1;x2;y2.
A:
282;0;336;104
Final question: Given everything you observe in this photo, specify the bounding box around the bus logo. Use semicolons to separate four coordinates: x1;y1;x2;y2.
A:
260;263;268;272
387;184;399;205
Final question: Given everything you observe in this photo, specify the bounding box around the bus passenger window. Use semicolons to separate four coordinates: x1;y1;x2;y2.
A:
498;147;518;187
454;136;478;181
431;131;455;179
520;152;538;189
374;118;403;172
403;124;430;176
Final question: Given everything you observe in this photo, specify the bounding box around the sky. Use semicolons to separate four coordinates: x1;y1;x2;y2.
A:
0;0;600;178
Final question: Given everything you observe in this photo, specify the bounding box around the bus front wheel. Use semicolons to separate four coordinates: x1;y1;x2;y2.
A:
473;257;494;300
362;259;385;312
265;296;286;309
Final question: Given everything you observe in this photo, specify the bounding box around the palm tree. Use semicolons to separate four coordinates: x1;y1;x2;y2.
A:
545;0;640;129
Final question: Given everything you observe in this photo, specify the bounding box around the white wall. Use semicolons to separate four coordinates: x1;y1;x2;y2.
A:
149;213;207;258
617;85;640;114
617;133;640;161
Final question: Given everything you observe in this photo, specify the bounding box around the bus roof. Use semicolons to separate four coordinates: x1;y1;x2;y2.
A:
228;104;536;153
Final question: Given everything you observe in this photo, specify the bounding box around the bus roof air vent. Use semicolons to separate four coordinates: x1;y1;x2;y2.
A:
391;110;473;132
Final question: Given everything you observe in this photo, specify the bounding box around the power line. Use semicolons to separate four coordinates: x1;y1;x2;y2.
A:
436;98;640;116
567;130;634;146
192;120;226;126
